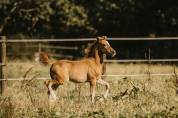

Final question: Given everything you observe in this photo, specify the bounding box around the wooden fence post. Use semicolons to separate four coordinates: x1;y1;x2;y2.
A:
0;36;7;95
148;48;151;79
38;43;42;53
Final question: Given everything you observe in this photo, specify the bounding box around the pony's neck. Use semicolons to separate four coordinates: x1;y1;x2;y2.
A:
92;45;104;64
87;42;104;64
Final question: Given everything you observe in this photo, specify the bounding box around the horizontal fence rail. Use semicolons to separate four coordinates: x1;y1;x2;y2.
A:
0;73;177;81
4;59;178;68
9;44;79;50
0;38;96;43
0;63;5;66
7;53;74;59
109;37;178;40
103;73;178;77
5;59;178;65
1;36;178;83
1;37;178;43
104;59;178;63
40;45;79;50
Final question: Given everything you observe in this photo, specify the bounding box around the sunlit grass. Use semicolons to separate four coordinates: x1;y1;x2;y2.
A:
1;61;178;117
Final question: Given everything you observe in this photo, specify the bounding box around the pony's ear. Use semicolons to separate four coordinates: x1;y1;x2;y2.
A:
102;36;107;40
97;36;107;41
97;36;103;42
97;36;107;43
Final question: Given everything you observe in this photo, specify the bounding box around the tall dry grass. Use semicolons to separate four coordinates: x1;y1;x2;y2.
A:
0;61;178;117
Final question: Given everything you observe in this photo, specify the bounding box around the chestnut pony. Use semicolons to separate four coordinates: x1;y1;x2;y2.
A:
84;42;107;79
40;36;116;103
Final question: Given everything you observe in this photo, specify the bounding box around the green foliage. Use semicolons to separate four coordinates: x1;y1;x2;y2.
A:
1;0;178;37
0;0;95;38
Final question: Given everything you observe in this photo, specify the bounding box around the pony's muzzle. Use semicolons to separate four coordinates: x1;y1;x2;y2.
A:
111;50;116;57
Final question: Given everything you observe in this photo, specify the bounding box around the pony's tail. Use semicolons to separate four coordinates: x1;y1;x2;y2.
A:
35;52;52;66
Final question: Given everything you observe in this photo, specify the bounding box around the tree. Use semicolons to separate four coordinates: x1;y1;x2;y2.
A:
1;0;178;38
0;0;95;38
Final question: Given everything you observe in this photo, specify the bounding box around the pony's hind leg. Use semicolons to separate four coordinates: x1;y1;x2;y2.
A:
97;79;110;99
45;80;60;102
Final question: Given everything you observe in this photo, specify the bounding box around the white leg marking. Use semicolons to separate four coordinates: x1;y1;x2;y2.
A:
97;79;110;99
90;84;96;103
48;83;57;101
92;89;95;103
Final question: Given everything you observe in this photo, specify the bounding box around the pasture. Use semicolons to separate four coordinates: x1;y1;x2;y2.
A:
0;61;178;117
1;0;178;117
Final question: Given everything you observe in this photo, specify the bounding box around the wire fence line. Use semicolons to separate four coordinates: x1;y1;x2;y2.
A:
1;37;178;82
2;59;178;66
1;37;178;43
1;59;178;67
0;73;177;81
8;44;79;50
0;38;95;43
104;59;178;63
0;63;5;66
2;37;178;62
7;52;74;59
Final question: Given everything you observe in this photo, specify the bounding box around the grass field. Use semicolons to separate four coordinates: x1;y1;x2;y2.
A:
1;61;178;117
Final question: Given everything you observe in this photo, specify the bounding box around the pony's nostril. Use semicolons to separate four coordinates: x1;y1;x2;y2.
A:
111;50;116;57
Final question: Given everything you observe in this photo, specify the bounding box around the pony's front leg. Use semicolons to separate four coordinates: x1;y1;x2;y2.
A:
97;79;110;99
90;79;96;103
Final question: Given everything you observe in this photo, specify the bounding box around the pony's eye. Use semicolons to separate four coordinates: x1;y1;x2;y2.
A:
105;45;109;48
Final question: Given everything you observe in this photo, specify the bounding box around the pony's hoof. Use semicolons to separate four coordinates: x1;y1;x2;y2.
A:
56;97;59;100
98;97;104;102
103;94;108;99
47;90;50;95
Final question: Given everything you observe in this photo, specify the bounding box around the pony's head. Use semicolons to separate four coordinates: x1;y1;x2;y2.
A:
97;36;116;57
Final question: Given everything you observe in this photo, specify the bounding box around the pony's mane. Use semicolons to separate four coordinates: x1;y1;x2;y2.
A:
85;41;98;57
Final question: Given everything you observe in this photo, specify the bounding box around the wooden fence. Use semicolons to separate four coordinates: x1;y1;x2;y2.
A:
0;36;7;95
1;36;178;95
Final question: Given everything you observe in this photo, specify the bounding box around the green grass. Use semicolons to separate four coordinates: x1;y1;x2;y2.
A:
1;61;178;117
